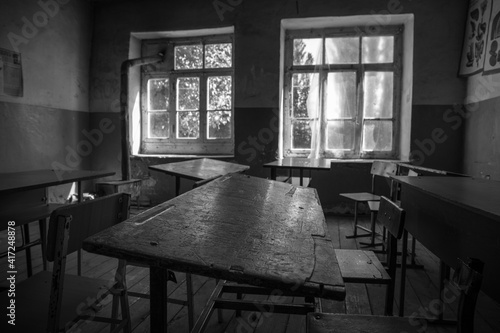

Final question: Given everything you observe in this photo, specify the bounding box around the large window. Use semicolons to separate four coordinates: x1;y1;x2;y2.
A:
141;34;234;155
283;25;404;159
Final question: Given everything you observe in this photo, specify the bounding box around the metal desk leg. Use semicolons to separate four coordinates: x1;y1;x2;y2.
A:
270;167;276;181
399;229;408;317
150;266;170;332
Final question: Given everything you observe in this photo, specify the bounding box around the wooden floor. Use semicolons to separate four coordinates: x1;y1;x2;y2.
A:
2;212;500;333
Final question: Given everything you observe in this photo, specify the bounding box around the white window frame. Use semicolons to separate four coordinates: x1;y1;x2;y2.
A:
139;32;234;155
279;16;414;161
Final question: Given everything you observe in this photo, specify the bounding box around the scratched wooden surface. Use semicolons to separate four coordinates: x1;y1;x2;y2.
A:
149;158;250;181
83;173;345;300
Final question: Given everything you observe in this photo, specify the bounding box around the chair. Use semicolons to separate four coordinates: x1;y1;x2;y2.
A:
0;193;131;332
335;196;405;316
339;160;398;245
307;257;484;333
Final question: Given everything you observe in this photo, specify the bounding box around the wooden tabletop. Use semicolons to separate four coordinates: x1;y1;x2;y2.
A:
263;157;332;170
391;176;500;222
149;158;250;181
0;169;115;194
83;173;345;300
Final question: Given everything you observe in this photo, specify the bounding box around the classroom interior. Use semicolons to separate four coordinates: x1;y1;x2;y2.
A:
1;0;500;332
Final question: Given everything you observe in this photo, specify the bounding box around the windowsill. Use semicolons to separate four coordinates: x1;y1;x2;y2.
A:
132;154;235;159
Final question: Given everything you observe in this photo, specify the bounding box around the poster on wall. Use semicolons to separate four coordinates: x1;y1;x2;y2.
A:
483;0;500;74
0;47;23;97
459;0;492;77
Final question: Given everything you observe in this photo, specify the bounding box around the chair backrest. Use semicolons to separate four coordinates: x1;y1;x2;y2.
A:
371;160;398;178
45;193;130;331
370;161;398;193
46;193;130;261
376;196;405;239
452;257;484;333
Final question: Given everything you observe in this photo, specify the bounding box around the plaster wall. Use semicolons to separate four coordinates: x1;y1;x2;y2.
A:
88;0;468;208
0;0;93;201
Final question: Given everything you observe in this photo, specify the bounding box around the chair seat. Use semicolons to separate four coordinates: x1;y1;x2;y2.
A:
307;313;429;333
0;271;113;332
339;192;380;202
335;249;390;283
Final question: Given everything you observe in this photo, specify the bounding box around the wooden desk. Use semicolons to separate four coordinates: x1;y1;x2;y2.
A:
83;173;345;332
264;158;332;186
149;158;249;196
393;176;500;304
0;169;115;275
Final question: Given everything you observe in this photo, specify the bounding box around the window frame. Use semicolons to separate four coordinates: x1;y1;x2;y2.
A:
140;34;234;155
282;25;404;159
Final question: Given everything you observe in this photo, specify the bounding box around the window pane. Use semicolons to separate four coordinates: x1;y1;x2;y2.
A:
149;112;169;138
148;78;169;111
208;111;231;139
208;76;232;110
177;77;199;111
292;73;320;118
293;38;323;65
292;120;312;149
177;111;199;138
325;37;359;64
175;45;203;69
326;121;355;150
362;120;393;151
205;43;232;68
362;36;394;64
326;72;357;119
363;72;393;118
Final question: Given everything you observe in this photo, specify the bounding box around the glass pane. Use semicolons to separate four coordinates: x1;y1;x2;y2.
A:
363;72;393;118
291;120;312;149
362;36;394;64
175;45;203;69
149;112;169;138
326;72;357;119
292;73;320;118
362;120;393;151
148;78;169;111
177;77;199;111
293;38;322;65
208;76;232;110
177;111;199;138
208;111;231;139
205;43;232;68
325;37;359;64
327;121;355;150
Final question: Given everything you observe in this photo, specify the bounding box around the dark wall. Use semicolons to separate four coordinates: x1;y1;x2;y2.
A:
88;0;469;208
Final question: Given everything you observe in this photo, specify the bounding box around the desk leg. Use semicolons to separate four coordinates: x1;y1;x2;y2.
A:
399;229;408;317
22;224;33;277
299;169;303;186
270;167;276;181
150;266;169;332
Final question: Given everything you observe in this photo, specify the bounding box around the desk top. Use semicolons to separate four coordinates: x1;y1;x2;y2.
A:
149;158;249;181
83;173;345;300
0;169;115;195
392;176;500;222
264;157;332;170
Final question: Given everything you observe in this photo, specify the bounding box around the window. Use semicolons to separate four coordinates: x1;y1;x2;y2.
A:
282;25;404;159
140;34;234;155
